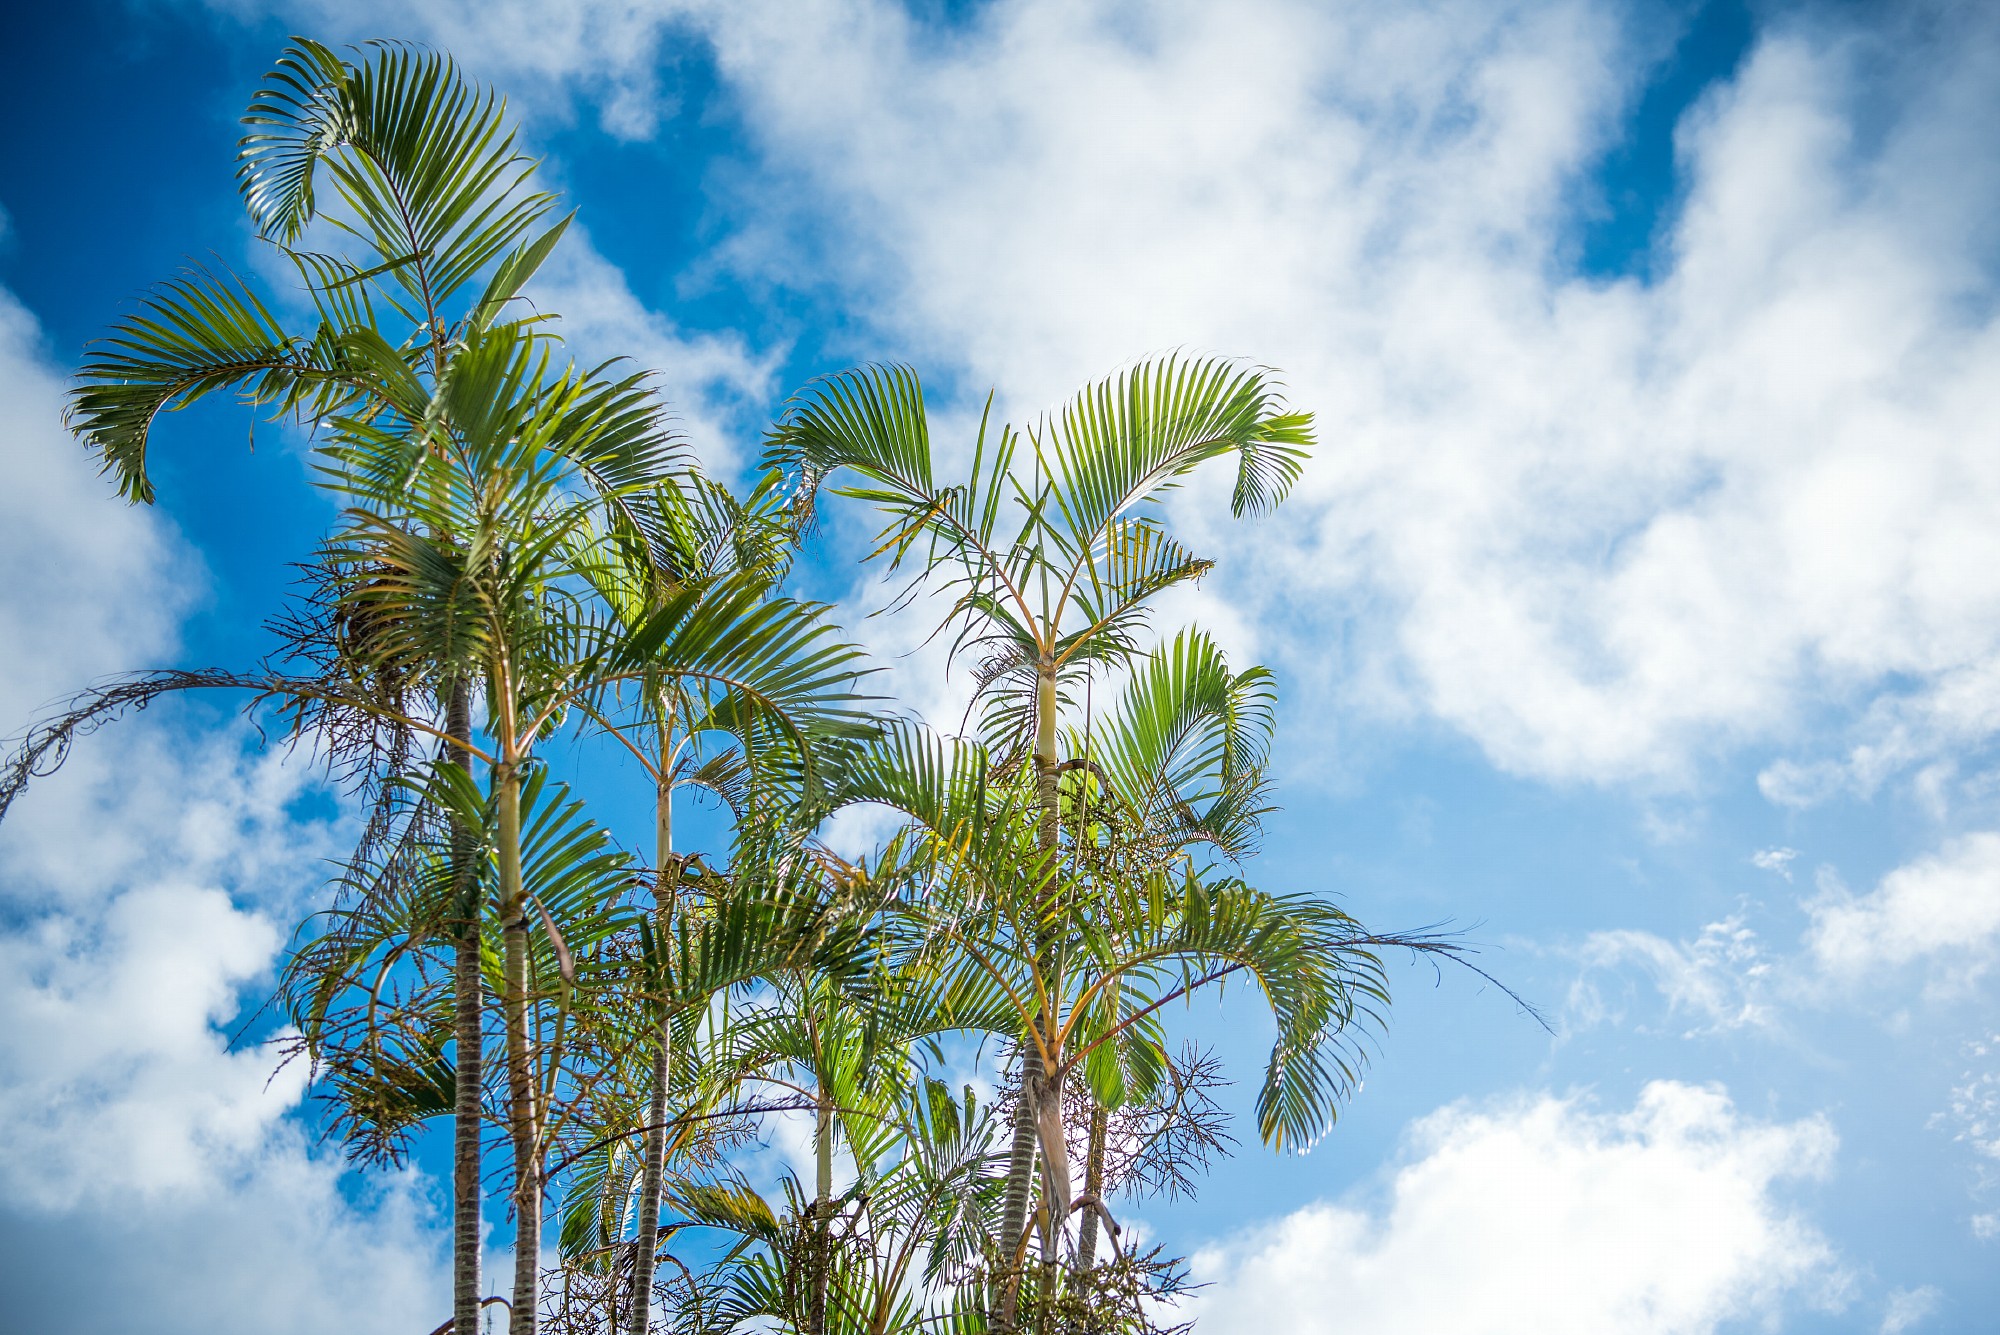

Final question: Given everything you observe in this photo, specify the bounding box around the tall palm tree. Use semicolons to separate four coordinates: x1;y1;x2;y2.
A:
840;644;1430;1332
545;799;900;1334
566;470;846;1335
19;305;863;1335
322;315;870;1333
48;37;867;1332
658;1073;1005;1335
62;38;589;1334
765;355;1313;1331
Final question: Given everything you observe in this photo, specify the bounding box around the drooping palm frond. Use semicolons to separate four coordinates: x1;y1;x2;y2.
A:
1072;628;1277;860
67;266;361;503
1059;870;1414;1151
1040;354;1313;540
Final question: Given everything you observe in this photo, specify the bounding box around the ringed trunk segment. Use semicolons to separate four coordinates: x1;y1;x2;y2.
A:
997;660;1064;1334
496;750;541;1335
993;1043;1044;1335
448;682;484;1335
1074;1102;1109;1270
809;1091;834;1335
624;765;675;1335
624;1024;672;1335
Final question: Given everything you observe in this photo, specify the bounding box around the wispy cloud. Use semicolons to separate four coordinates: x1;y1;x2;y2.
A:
1569;831;2000;1032
1569;915;1777;1037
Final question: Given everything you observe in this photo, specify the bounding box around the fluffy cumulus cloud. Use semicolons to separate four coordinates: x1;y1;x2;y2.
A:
684;0;2000;792
1805;833;2000;984
1183;1081;1843;1335
0;736;327;1205
208;0;691;138
0;287;192;724
213;0;2000;795
0;283;442;1332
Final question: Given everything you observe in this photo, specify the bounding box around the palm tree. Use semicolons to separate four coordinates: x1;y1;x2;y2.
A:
320;314;872;1333
699;930;1010;1335
659;1073;1005;1335
840;644;1434;1332
22;294;864;1335
544;800;901;1334
565;469;851;1335
765;355;1314;1331
62;38;588;1334
47;37;867;1332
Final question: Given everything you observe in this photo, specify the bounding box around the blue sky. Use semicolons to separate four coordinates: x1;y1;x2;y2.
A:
2;1;1997;1331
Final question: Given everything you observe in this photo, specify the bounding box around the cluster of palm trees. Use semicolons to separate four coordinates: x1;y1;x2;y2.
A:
1;38;1472;1335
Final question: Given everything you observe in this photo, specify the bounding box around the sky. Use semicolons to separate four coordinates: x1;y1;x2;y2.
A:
0;0;1996;1331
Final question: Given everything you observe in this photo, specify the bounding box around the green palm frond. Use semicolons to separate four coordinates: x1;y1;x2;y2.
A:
238;38;556;305
1067;871;1396;1151
557;1136;643;1271
1076;628;1277;857
68;265;358;503
598;573;873;748
1041;354;1312;544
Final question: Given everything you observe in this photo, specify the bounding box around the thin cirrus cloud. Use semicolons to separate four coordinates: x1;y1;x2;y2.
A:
1568;831;2000;1039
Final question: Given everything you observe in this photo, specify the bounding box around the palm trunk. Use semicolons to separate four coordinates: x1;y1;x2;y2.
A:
1074;1103;1108;1270
448;682;484;1334
624;761;675;1335
1034;1206;1057;1335
994;663;1063;1335
994;1049;1043;1330
809;1088;834;1335
497;740;540;1335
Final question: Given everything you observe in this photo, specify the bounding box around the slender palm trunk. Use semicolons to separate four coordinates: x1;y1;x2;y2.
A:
495;719;539;1335
1074;1103;1108;1270
1034;1206;1057;1335
809;1087;834;1335
448;683;485;1334
624;759;675;1335
995;663;1063;1335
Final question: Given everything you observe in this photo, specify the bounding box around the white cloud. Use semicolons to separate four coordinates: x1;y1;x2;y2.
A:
205;0;690;138
525;222;783;477
0;736;336;1205
1184;1081;1843;1335
1753;846;1798;879
1936;1034;2000;1170
0;286;193;725
665;0;2000;791
1880;1285;1942;1335
1573;832;2000;1034
0;282;441;1331
1569;915;1774;1037
0;1145;443;1335
1806;833;2000;984
207;0;2000;793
